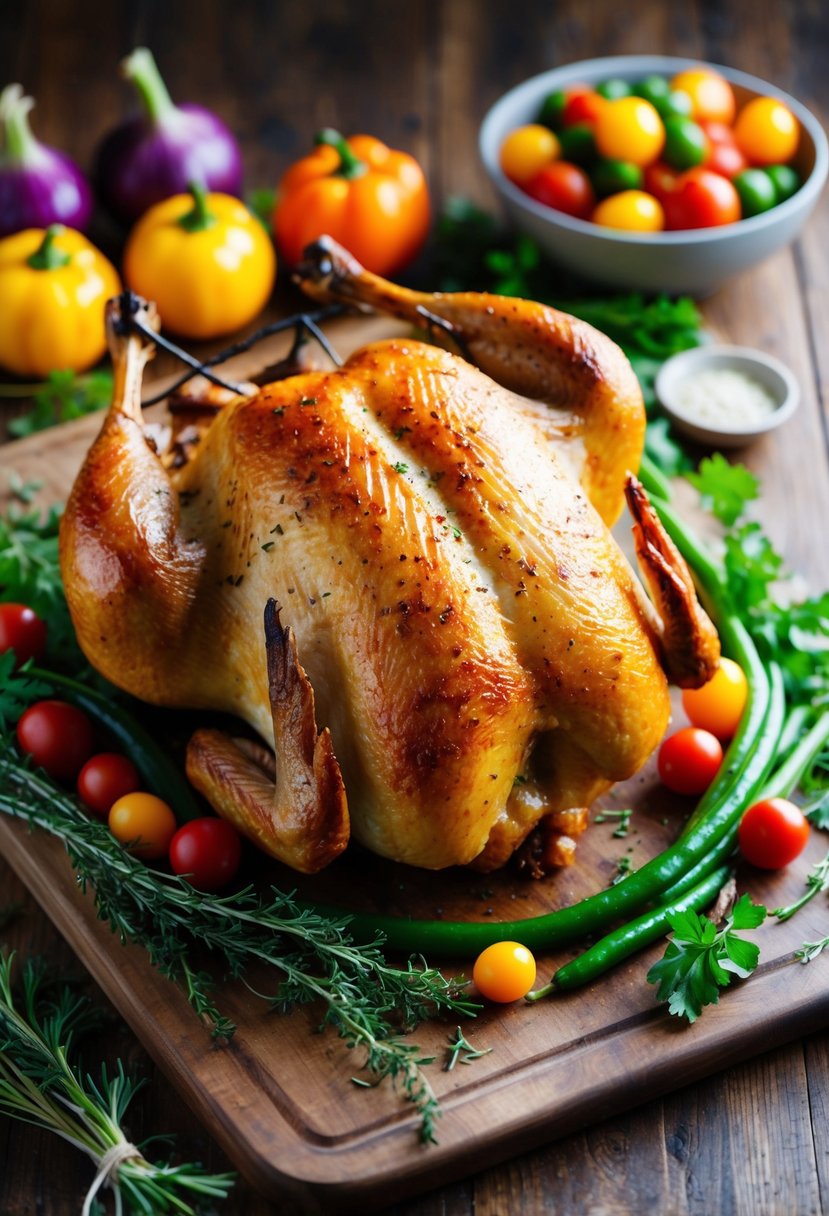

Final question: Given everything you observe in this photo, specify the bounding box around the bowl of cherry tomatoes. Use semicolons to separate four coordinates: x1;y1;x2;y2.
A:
479;55;827;295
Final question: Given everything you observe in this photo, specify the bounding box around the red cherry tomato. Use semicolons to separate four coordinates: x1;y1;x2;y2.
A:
643;161;682;202
0;602;47;667
16;699;95;783
524;161;595;219
700;120;737;147
562;89;607;127
108;792;177;861
77;752;141;818
657;727;723;796
473;941;537;1002
169;817;243;892
705;140;748;179
665;166;741;229
738;797;810;870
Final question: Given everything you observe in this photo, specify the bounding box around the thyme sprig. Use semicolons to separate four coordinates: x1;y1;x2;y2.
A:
772;850;829;923
0;748;477;1140
0;952;234;1215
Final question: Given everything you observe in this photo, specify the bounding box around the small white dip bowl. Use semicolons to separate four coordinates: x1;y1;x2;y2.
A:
655;345;800;447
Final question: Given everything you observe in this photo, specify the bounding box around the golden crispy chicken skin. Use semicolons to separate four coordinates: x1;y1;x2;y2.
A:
60;267;718;874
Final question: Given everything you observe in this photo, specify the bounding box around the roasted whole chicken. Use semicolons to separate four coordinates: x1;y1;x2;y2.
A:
60;239;719;875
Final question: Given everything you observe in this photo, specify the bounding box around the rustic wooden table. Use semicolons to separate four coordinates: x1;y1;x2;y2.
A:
1;0;828;1212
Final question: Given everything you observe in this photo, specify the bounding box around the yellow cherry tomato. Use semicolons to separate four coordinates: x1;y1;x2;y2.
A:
0;225;121;377
682;656;749;741
595;97;665;167
592;189;665;231
472;941;537;1003
123;185;276;339
500;124;561;185
108;792;177;861
734;97;800;165
671;69;736;124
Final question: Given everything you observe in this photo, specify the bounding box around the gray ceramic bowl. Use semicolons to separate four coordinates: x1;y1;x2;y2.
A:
479;55;828;296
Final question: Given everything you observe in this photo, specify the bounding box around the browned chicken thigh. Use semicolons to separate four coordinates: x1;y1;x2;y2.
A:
60;252;718;874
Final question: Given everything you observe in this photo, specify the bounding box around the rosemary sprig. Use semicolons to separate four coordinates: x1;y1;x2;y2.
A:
796;936;829;963
0;747;477;1140
772;850;829;922
0;952;234;1215
444;1025;492;1071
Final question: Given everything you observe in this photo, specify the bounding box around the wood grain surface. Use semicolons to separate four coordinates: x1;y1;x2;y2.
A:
1;0;828;1213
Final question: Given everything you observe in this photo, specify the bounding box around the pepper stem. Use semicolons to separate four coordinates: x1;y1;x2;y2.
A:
27;226;71;271
0;85;39;164
121;47;177;125
315;128;367;181
177;181;217;233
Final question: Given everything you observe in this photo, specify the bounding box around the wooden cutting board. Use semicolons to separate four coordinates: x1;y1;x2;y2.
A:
1;315;828;1213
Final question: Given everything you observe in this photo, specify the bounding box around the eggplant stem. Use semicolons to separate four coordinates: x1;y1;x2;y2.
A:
0;84;38;163
121;47;177;125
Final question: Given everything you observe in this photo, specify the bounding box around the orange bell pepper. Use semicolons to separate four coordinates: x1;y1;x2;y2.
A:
274;129;430;276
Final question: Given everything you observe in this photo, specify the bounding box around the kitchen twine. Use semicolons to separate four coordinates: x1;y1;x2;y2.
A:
82;1141;143;1216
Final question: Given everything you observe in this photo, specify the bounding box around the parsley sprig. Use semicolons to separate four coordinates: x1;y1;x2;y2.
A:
647;894;767;1023
5;369;113;439
0;952;234;1213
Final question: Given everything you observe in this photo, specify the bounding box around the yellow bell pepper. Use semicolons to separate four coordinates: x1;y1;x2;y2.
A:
123;184;276;339
0;225;121;378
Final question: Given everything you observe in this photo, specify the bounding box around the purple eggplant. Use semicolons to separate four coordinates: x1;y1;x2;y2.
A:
94;47;243;225
0;84;93;238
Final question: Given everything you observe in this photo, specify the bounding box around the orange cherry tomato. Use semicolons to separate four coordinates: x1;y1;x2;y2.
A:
500;124;561;185
658;727;723;796
108;792;177;861
682;657;749;741
671;68;736;124
592;189;665;232
738;797;810;869
595;97;665;167
473;941;537;1002
524;161;595;218
734;97;800;165
274;129;430;275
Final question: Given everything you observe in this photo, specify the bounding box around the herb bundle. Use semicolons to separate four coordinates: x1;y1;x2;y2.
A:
0;952;234;1214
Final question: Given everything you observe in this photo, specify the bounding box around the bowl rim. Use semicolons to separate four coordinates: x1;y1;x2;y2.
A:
479;54;829;247
655;343;800;439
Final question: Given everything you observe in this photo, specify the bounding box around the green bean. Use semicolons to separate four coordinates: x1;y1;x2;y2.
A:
27;666;202;822
637;452;673;502
527;863;732;999
341;659;782;956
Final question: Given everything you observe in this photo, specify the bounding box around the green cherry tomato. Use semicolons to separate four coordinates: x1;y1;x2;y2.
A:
663;116;708;169
634;74;671;108
591;157;644;198
559;123;598;166
659;89;694;119
596;77;631;101
539;88;568;130
765;163;801;203
733;168;778;217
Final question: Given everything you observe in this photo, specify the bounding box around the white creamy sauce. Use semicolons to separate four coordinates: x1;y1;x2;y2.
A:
674;368;778;430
